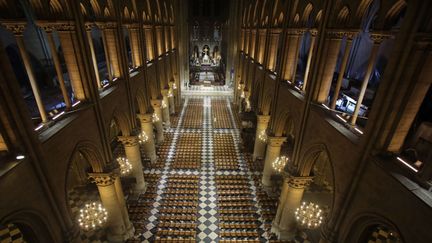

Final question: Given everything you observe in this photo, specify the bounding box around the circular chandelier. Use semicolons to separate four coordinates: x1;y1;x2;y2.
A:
272;155;288;173
117;157;132;175
78;202;108;230
240;91;245;98
237;84;242;90
258;130;267;142
168;90;174;97
138;131;149;144
162;100;167;109
152;113;160;122
295;201;323;229
172;83;177;90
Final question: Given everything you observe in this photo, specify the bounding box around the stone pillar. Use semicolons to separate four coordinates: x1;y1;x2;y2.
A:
314;31;344;104
88;173;131;242
102;23;121;78
330;37;353;109
283;30;303;82
118;136;146;192
267;29;281;71
99;24;113;82
151;99;165;144
302;30;317;91
350;35;383;125
257;29;267;64
46;30;72;108
9;24;48;123
144;25;155;61
161;89;171;127
85;24;102;89
113;175;134;238
128;26;142;68
262;136;286;188
168;81;176;114
155;26;164;56
253;115;271;160
137;113;157;163
272;175;313;240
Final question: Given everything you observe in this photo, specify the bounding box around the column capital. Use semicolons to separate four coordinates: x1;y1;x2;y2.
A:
270;28;282;35
370;32;393;44
268;136;287;146
118;135;139;146
287;28;306;36
326;29;358;40
88;172;116;186
284;175;313;189
161;88;170;96
309;28;318;36
257;115;271;123
38;21;76;32
137;113;153;123
1;21;26;35
151;99;162;108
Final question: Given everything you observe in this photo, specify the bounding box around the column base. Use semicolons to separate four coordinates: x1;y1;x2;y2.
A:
148;151;157;163
134;181;147;195
107;230;133;243
252;154;263;161
271;223;296;241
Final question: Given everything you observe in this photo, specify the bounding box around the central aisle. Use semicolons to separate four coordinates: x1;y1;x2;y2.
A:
126;95;299;243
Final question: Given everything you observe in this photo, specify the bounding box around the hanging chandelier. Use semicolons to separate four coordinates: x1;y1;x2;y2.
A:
295;202;323;229
152;113;160;122
272;155;288;173
240;91;245;98
138;131;149;144
172;83;177;90
258;130;267;142
78;202;108;230
162;100;167;109
117;157;132;175
237;84;242;90
168;90;174;97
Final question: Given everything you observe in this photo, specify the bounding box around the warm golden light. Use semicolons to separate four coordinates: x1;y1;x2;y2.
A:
272;155;288;173
117;157;132;175
138;131;149;144
295;201;323;229
78;202;108;230
152;113;160;122
258;130;267;142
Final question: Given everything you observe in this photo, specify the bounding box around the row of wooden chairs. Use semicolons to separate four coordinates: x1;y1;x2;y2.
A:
158;208;196;214
219;231;259;238
158;222;196;229
219;223;258;229
155;230;196;237
155;238;195;243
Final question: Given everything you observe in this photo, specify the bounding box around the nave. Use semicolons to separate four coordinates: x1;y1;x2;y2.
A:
124;95;308;243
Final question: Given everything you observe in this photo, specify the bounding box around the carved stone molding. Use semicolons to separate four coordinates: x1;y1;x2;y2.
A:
287;28;306;36
270;28;283;35
326;29;358;40
1;22;26;35
151;99;162;108
85;23;96;31
257;115;271;123
370;33;393;44
309;28;318;36
118;136;139;147
88;172;116;186
267;136;287;147
38;21;76;32
286;175;313;189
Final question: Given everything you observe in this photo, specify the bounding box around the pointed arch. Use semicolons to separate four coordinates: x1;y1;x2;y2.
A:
90;0;101;17
110;110;131;136
301;3;313;26
384;0;406;29
315;9;323;26
356;0;374;20
293;13;300;26
123;6;130;20
337;6;350;26
49;0;63;14
68;140;105;173
103;7;111;18
80;2;87;16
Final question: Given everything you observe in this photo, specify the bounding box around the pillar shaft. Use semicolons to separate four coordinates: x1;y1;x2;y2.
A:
113;176;135;238
118;136;146;192
100;27;113;82
89;173;129;242
152;99;165;144
272;175;313;240
350;39;380;125
103;27;121;78
330;39;353;109
16;35;48;123
267;30;281;71
85;28;102;89
129;28;142;67
283;32;302;82
161;90;171;127
46;32;72;108
303;31;317;91
253;115;270;160
138;113;157;162
314;33;343;104
262;136;286;188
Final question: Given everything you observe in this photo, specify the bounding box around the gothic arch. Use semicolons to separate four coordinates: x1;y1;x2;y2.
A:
342;212;405;243
110;109;132;136
1;210;55;242
337;6;351;26
135;88;148;114
90;0;101;17
298;143;334;178
67;140;105;173
356;0;375;20
383;0;406;29
301;3;313;26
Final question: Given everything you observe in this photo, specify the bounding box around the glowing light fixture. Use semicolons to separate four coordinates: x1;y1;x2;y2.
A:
78;202;108;230
295;201;323;229
162;100;167;109
172;83;177;90
152;113;160;122
397;156;419;173
138;131;149;144
258;130;267;142
117;157;132;175
240;91;245;99
272;155;288;173
16;155;25;160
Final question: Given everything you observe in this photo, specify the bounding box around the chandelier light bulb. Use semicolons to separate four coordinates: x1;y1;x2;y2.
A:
78;202;108;231
295;202;324;229
241;91;245;98
152;113;160;122
258;130;267;142
172;83;177;89
117;157;132;175
168;90;174;97
138;131;149;144
272;155;288;173
162;100;167;109
237;84;242;90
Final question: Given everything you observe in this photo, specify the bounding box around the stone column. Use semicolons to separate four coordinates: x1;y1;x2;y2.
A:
314;31;344;104
99;24;113;82
137;113;157;163
330;36;354;109
118;136;146;192
45;30;72;108
272;175;313;240
88;173;131;242
102;23;121;78
168;88;175;115
113;175;134;238
161;88;171;127
128;25;142;68
155;26;164;56
302;30;317;91
283;30;303;82
257;29;267;64
350;34;383;125
151;99;165;144
262;136;286;188
267;29;281;71
10;25;48;123
144;25;155;61
253;115;271;160
85;24;102;89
